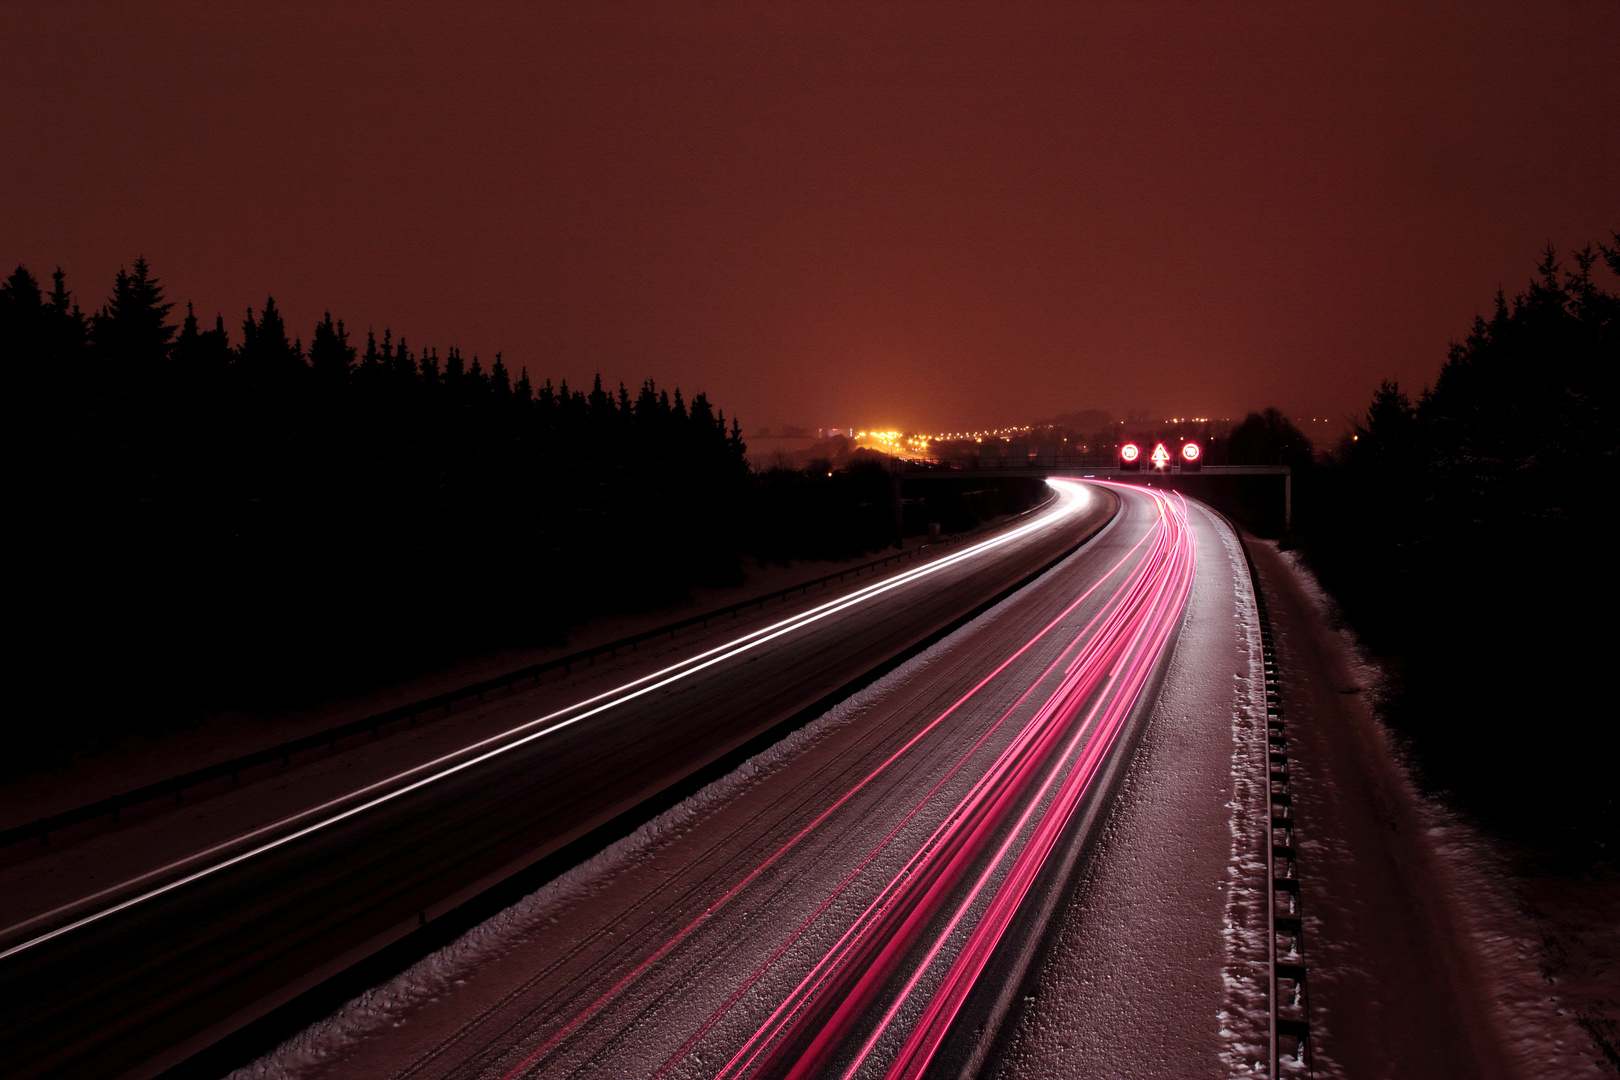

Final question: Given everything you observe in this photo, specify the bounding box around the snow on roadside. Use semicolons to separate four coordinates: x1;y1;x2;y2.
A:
1271;544;1606;1080
1213;512;1273;1077
226;587;1013;1079
1274;549;1386;713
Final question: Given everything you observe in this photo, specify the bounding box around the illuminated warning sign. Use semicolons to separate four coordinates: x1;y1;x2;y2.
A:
1151;443;1171;468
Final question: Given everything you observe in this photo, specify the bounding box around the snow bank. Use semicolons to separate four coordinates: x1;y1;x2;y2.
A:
1213;512;1273;1077
1271;544;1605;1080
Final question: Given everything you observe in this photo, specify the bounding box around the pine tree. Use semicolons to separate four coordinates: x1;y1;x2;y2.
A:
359;329;381;377
90;256;175;365
240;296;302;376
1349;381;1417;466
690;391;716;433
1;265;46;361
205;314;229;354
634;379;660;422
48;268;71;315
310;311;356;384
44;267;87;359
491;352;512;400
173;302;204;372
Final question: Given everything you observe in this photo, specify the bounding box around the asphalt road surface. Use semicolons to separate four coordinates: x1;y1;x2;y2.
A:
225;482;1200;1080
0;481;1121;1080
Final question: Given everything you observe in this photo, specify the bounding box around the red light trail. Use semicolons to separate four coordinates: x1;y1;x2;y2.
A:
497;483;1196;1080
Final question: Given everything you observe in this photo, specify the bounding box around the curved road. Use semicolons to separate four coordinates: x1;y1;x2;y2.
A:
0;482;1121;1080
230;483;1200;1080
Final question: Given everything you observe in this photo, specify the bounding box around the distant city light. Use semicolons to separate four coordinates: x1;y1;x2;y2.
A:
827;414;1321;465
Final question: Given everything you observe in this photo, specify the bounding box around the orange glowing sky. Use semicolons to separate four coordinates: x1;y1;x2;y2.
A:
4;3;1616;436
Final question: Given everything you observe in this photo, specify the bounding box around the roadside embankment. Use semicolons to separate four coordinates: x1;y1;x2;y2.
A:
1246;536;1612;1079
1;517;1020;835
987;500;1271;1079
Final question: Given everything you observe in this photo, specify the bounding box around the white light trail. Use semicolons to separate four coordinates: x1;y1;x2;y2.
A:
0;483;1099;962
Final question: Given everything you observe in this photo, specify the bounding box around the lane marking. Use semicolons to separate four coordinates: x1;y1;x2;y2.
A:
723;490;1195;1080
1;483;1101;961
495;491;1160;1080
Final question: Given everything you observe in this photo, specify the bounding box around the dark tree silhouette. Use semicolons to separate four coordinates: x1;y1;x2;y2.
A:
5;255;1064;769
1226;407;1315;469
90;257;174;366
309;312;356;384
1302;240;1619;855
3;258;753;765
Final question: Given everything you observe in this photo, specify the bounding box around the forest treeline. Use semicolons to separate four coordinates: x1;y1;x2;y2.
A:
3;259;766;753
1295;242;1619;855
2;259;1038;762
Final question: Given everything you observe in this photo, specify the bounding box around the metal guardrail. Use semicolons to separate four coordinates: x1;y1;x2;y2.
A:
3;492;1059;851
1236;534;1314;1077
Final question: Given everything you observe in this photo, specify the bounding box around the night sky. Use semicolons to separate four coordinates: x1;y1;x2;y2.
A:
5;3;1616;437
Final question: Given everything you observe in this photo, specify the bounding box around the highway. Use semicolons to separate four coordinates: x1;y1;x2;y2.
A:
0;480;1126;1080
226;482;1200;1080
